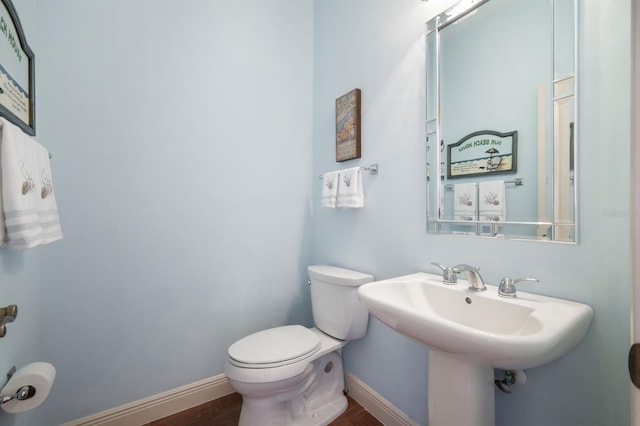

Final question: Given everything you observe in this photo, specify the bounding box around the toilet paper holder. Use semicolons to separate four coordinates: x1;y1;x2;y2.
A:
0;305;18;338
0;385;35;405
1;366;36;405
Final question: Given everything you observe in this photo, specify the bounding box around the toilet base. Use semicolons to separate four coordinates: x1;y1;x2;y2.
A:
236;351;347;426
290;394;347;426
239;394;347;426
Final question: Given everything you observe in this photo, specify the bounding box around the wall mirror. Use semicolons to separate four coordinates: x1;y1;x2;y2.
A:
426;0;577;242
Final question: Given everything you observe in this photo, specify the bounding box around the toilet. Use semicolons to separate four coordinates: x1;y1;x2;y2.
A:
224;265;373;426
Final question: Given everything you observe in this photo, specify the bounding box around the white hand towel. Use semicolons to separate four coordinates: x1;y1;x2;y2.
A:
34;141;63;245
1;118;41;248
0;118;62;249
336;167;364;208
479;180;506;222
453;182;477;221
321;170;340;208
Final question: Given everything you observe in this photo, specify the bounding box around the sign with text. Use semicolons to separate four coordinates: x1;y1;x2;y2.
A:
335;89;361;162
447;130;517;178
0;0;34;135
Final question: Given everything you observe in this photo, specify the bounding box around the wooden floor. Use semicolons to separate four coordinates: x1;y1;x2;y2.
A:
146;392;383;426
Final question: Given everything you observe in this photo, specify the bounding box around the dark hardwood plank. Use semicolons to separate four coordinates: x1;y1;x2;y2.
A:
149;393;382;426
149;393;242;426
329;395;383;426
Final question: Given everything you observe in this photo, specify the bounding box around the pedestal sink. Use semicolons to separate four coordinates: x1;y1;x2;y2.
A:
357;272;593;426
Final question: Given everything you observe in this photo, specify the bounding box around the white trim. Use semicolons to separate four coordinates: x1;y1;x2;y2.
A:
62;374;234;426
62;372;415;426
344;372;419;426
632;0;640;424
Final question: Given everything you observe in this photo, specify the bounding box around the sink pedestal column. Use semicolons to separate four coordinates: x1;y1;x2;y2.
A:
428;351;495;426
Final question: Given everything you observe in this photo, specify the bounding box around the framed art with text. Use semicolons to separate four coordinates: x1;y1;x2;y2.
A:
335;88;361;162
447;130;517;178
0;0;35;135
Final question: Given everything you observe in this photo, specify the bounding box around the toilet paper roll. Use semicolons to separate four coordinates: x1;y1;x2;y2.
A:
0;362;56;413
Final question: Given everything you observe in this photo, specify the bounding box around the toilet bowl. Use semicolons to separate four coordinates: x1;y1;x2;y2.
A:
224;265;373;426
225;326;347;425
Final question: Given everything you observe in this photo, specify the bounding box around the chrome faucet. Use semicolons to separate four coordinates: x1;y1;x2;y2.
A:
453;264;486;291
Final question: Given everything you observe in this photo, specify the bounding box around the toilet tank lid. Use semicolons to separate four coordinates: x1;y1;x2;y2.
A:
308;265;373;286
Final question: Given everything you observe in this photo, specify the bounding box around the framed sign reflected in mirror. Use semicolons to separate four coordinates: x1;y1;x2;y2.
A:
447;130;517;179
0;0;35;135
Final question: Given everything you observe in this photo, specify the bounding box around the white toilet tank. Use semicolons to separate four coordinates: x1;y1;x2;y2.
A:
308;265;373;341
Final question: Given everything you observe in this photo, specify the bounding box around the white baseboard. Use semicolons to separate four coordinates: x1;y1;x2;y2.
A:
63;372;416;426
62;374;234;426
344;372;419;426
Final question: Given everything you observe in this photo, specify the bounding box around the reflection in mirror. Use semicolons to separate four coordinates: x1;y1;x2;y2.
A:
426;0;577;242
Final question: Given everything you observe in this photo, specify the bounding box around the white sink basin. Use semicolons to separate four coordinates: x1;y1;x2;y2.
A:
357;272;593;370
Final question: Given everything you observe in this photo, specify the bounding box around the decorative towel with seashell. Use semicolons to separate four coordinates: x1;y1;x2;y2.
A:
453;182;477;221
321;170;340;208
336;167;364;208
479;180;506;222
0;118;63;249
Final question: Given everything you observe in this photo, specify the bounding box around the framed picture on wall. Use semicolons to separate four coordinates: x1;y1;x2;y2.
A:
0;0;36;135
335;89;361;162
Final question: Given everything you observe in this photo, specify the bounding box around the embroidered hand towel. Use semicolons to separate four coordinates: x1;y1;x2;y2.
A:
34;141;63;245
1;118;42;248
336;167;364;208
321;170;340;208
453;182;477;221
479;180;506;222
0;118;63;249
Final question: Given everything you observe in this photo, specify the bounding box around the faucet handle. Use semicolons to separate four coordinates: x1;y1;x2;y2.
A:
431;262;457;285
498;277;538;298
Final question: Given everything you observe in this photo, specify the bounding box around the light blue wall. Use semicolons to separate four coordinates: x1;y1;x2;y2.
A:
0;0;632;425
1;0;314;424
0;2;45;425
313;0;631;425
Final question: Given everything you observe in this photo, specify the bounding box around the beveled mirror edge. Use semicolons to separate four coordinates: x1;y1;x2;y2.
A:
427;0;490;34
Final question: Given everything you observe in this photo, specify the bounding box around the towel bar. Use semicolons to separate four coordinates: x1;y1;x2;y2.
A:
319;163;378;179
443;178;522;189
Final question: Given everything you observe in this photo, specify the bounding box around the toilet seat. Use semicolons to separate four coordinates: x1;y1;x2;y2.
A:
225;327;345;384
228;325;320;369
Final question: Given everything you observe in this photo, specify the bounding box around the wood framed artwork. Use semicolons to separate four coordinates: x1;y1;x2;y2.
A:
0;0;35;135
335;88;361;162
447;130;517;178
